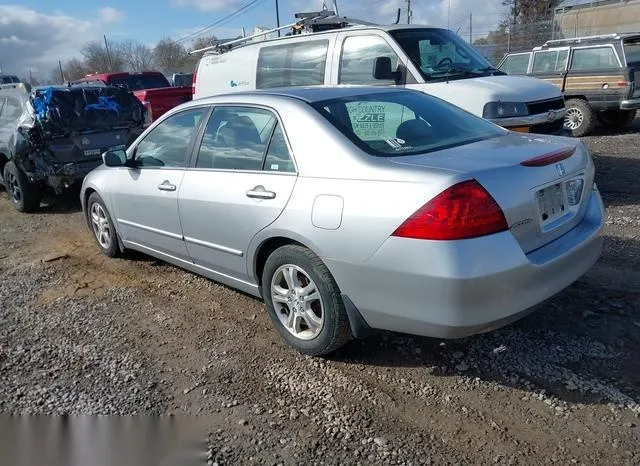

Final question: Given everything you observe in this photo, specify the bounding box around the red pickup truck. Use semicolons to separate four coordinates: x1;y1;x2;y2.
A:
72;71;192;122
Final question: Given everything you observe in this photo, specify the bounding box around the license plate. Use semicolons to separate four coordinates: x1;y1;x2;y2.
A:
83;149;101;157
536;183;566;223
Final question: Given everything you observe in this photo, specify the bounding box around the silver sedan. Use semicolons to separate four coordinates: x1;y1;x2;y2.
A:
80;86;604;355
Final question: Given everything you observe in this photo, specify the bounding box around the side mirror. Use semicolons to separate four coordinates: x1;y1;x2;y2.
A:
373;57;402;81
102;149;127;167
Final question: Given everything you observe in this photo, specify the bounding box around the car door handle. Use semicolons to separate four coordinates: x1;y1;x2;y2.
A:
158;180;177;192
246;185;276;200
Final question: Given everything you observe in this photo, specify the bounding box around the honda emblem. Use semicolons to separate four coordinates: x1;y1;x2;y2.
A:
555;163;566;177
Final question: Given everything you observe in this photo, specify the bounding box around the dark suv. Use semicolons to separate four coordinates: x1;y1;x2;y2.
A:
498;33;640;136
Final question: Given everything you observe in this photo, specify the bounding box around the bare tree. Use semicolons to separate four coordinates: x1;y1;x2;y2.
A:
122;40;155;72
153;37;188;74
82;40;126;73
182;34;219;72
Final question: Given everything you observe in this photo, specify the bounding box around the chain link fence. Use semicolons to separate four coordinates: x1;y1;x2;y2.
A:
469;0;640;65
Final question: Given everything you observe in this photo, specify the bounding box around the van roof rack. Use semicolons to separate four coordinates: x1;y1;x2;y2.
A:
188;9;377;55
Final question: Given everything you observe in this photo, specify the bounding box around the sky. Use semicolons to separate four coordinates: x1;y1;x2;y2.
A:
0;0;506;79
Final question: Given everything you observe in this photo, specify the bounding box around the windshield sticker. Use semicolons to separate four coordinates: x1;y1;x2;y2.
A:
385;138;413;151
349;104;387;138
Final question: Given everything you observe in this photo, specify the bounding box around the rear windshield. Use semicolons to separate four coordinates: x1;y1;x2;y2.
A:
624;40;640;64
311;91;505;157
107;74;169;91
1;76;20;84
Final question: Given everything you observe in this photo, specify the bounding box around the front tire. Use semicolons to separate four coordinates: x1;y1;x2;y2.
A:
3;161;41;212
262;245;351;356
564;99;596;137
87;192;120;257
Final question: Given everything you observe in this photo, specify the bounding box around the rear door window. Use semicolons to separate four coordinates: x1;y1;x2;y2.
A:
498;53;531;74
570;47;620;70
256;40;329;89
532;49;569;74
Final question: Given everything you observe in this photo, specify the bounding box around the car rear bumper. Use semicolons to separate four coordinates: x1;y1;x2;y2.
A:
620;98;640;110
326;188;604;339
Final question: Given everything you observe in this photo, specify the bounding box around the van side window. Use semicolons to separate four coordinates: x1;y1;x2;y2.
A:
498;53;531;75
570;47;619;70
532;50;569;74
340;36;400;85
256;40;329;89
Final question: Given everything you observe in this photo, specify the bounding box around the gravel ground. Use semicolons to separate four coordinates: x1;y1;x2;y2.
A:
1;122;639;465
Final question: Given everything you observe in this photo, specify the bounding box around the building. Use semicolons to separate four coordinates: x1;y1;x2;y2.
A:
555;0;640;37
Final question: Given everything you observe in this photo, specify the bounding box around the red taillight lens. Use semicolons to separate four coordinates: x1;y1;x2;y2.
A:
392;180;508;241
520;146;576;167
192;72;197;95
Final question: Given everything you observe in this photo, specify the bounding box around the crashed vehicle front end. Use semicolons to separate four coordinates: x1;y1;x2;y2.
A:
2;85;146;198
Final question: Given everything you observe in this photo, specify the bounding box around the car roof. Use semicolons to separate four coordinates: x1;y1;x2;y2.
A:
193;86;417;105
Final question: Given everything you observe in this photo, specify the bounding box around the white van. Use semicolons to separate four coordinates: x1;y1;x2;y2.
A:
194;22;567;135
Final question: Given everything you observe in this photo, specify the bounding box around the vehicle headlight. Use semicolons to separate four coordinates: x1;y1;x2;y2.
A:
483;101;528;119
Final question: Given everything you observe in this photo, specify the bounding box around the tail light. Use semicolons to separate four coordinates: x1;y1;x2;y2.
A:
192;72;197;96
520;146;575;167
392;180;508;241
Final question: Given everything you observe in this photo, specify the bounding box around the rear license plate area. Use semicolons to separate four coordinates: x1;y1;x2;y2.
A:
536;183;567;224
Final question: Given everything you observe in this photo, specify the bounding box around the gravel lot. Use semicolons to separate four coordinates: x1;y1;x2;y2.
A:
1;122;639;465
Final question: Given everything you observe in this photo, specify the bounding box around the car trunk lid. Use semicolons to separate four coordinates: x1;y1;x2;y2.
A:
389;133;595;254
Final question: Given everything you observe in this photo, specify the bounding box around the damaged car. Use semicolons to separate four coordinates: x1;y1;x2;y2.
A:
0;84;147;212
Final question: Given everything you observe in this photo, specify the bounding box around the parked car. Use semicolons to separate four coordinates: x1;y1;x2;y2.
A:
193;21;567;135
72;71;192;123
0;85;147;212
498;33;640;136
0;74;22;87
171;73;193;88
81;87;604;355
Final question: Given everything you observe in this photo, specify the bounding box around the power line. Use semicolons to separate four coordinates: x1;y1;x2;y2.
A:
175;0;267;44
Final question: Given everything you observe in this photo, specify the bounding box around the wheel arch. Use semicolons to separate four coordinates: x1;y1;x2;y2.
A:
250;232;324;292
0;152;8;175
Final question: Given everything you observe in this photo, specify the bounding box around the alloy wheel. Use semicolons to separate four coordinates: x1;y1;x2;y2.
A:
564;107;584;130
6;171;22;205
90;202;112;250
270;264;324;341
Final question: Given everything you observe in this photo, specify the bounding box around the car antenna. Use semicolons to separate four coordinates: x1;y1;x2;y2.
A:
395;8;401;24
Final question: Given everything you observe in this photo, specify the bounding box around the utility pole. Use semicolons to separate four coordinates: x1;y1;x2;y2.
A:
469;12;473;43
104;34;113;72
407;0;412;24
275;0;281;37
28;68;33;85
58;60;64;84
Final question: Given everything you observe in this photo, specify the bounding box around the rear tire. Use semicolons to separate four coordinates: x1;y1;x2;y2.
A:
3;161;41;212
87;192;120;258
564;99;596;137
598;109;637;128
262;245;351;356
